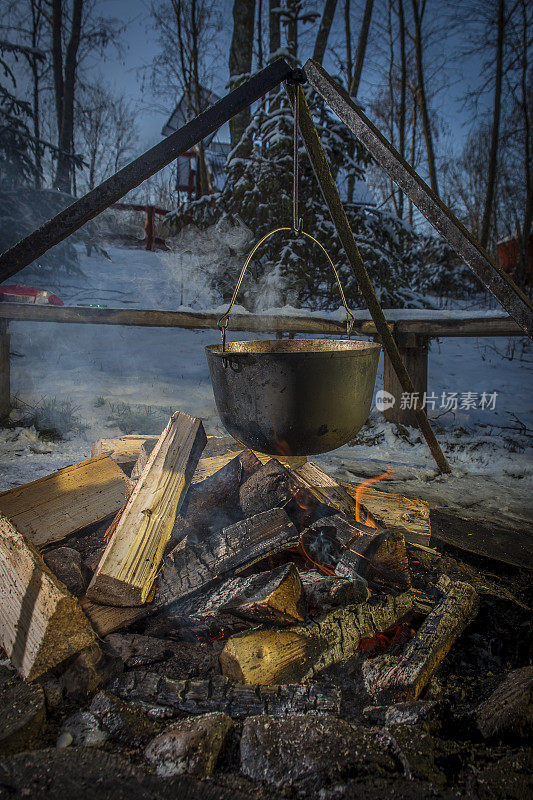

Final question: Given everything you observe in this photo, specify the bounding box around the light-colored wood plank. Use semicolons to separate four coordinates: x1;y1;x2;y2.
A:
0;456;131;548
0;515;96;680
86;412;206;607
341;481;431;547
92;435;157;474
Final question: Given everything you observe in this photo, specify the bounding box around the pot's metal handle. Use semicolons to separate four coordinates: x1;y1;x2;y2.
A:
218;226;355;351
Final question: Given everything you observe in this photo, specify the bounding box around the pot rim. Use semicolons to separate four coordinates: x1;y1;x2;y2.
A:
206;338;382;357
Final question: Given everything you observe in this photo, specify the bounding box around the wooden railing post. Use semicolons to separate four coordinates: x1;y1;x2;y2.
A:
0;320;10;418
144;206;156;251
383;333;428;427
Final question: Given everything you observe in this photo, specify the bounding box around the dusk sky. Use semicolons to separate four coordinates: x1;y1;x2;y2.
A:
93;0;489;158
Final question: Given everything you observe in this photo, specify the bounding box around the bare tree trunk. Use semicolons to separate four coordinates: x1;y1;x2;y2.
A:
313;0;338;66
190;0;209;196
344;0;353;87
286;0;298;63
347;0;374;203
349;0;374;98
411;0;438;197
480;0;505;250
54;0;83;194
30;1;43;188
409;93;417;225
269;0;281;56
514;0;531;287
51;0;64;137
397;0;407;218
256;0;263;68
229;0;256;150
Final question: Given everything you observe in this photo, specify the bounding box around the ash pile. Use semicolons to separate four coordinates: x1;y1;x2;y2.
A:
0;410;530;799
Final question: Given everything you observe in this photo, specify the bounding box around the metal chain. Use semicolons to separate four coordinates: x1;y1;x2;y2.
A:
292;86;302;235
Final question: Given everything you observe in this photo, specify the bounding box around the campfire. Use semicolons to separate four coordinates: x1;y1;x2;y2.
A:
0;410;529;795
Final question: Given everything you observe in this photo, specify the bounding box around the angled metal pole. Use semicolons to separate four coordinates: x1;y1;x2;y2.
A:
304;59;533;340
286;82;451;474
0;59;294;284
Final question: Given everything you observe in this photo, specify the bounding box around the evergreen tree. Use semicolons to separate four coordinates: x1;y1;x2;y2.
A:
0;43;38;188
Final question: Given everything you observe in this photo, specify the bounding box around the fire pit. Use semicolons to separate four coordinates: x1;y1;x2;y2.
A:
0;416;530;799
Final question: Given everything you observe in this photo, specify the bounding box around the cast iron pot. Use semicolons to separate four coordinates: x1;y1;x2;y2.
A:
205;338;381;456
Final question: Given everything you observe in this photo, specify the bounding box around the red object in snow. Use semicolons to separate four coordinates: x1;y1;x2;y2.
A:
0;285;64;306
497;235;533;277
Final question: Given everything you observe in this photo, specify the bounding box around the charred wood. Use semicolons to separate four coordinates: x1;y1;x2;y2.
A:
109;671;341;718
362;581;479;703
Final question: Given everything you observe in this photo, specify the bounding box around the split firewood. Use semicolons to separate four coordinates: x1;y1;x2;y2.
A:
157;507;299;608
86;412;206;607
220;591;430;685
362;581;479;703
302;513;411;592
81;597;149;638
0;456;131;548
341;480;431;547
169;563;306;629
92;435;158;476
0;515;96;681
291;461;367;520
300;569;369;611
110;672;341;718
130;438;157;482
476;666;533;740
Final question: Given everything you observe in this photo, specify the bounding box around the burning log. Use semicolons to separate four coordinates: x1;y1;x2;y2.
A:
300;570;369;611
362;581;479;703
110;672;341;717
220;591;429;685
169;563;306;629
0;456;131;548
157;508;299;608
0;515;96;680
290;461;368;521
301;513;411;592
87;412;206;607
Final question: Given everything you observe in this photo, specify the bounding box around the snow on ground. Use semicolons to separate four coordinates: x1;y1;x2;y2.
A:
1;244;531;532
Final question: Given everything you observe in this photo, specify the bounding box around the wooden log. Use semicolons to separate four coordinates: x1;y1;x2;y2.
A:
0;679;45;756
302;513;411;591
220;591;428;685
175;449;262;543
362;581;479;703
130;438;157;481
0;456;131;548
87;412;206;606
110;672;342;717
0;515;96;680
383;335;429;427
476;666;533;740
0;319;9;418
170;563;306;629
341;480;431;547
300;570;369;611
83;508;299;636
92;435;158;476
157;508;299;608
291;461;368;520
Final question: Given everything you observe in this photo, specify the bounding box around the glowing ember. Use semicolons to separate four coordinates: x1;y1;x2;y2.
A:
354;467;394;527
273;427;292;457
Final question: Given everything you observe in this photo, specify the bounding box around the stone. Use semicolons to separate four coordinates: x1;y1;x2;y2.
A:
59;642;123;699
104;632;176;668
240;714;396;790
59;710;108;747
43;546;92;597
89;690;158;747
0;677;46;755
144;712;233;778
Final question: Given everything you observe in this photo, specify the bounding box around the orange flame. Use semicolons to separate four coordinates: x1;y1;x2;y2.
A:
354;467;394;527
273;427;292;457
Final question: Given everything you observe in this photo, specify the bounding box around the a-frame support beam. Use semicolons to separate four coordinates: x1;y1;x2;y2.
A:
304;59;533;340
0;59;294;284
286;82;450;474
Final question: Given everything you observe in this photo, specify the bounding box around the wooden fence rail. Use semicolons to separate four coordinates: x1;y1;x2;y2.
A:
0;303;525;425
